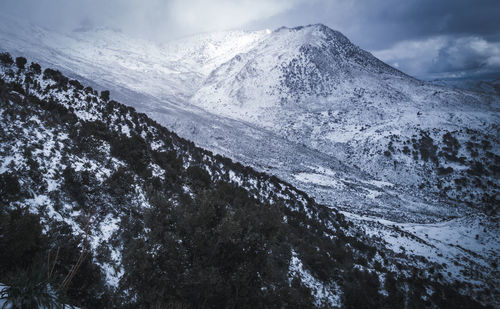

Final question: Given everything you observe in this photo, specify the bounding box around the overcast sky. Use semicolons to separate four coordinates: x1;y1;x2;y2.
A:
1;0;499;80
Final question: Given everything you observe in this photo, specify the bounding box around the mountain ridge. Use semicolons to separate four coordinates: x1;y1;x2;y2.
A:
192;22;414;125
0;18;498;306
1;16;496;222
1;54;495;307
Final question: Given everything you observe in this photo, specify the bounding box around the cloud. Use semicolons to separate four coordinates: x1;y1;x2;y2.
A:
246;0;500;50
1;0;499;79
373;37;448;78
166;0;298;34
0;0;301;40
2;0;499;46
373;36;500;79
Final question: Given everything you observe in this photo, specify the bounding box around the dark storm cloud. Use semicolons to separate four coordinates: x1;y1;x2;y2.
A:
0;0;498;79
432;37;500;76
248;0;500;79
373;35;500;79
245;0;500;49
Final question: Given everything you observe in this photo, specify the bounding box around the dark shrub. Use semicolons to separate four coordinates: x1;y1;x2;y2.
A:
186;165;211;188
437;166;453;176
467;161;487;176
0;172;21;203
29;62;42;74
343;269;382;309
100;90;110;102
43;68;68;88
110;135;151;177
0;207;45;274
15;57;27;70
0;52;14;65
62;167;86;207
69;79;84;90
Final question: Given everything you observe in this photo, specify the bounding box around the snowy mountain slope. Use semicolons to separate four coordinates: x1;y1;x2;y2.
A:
1;16;431;221
0;13;268;103
3;57;495;307
190;24;499;214
192;24;411;125
2;17;497;214
431;78;500;96
0;60;353;306
1;17;499;306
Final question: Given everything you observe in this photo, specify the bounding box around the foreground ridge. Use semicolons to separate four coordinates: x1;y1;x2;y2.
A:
0;53;495;307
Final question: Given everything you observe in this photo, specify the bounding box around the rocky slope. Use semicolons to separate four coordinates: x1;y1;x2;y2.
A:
192;24;499;217
2;55;496;307
1;16;499;307
2;16;496;220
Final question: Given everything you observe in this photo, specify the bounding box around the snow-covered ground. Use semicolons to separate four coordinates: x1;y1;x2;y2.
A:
344;211;499;303
289;250;342;307
1;14;498;301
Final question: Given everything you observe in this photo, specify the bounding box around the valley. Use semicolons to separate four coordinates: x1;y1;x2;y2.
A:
0;13;498;307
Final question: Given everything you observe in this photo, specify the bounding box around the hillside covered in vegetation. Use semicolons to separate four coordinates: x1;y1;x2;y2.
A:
0;53;492;308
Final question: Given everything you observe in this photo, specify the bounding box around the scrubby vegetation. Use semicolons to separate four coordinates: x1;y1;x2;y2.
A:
0;53;491;308
0;206;110;307
384;128;499;214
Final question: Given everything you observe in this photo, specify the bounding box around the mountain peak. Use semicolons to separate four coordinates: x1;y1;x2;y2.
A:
194;23;411;124
275;23;329;31
273;23;350;44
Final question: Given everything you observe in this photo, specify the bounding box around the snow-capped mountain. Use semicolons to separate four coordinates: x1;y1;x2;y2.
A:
192;24;498;216
192;24;410;125
3;55;493;307
0;13;268;103
3;16;496;220
1;14;499;307
431;77;500;96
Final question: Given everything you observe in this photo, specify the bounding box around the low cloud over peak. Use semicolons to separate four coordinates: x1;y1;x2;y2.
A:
374;36;500;80
1;0;498;80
